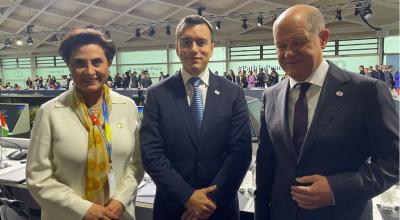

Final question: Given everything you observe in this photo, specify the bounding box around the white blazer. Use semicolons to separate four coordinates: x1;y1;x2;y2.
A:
26;89;144;220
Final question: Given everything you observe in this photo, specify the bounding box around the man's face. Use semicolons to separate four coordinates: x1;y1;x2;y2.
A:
273;19;329;81
176;24;214;76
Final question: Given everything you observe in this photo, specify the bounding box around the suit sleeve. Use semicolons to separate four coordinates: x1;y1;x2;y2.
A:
208;87;252;207
140;88;195;206
26;105;93;219
327;80;399;207
254;90;275;220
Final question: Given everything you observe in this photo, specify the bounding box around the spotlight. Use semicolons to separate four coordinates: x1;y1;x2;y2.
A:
27;36;33;46
363;4;372;20
166;25;171;35
335;9;342;22
50;34;58;43
26;25;34;34
148;26;155;36
257;16;263;27
216;21;221;31
4;38;11;47
241;18;248;30
16;38;23;46
135;28;141;38
104;30;111;39
272;12;277;23
86;24;95;29
197;6;206;16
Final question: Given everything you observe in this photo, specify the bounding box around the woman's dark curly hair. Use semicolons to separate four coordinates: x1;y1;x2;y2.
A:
59;28;116;64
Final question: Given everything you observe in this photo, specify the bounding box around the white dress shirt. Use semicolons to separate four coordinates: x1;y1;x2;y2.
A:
181;67;209;108
288;59;329;138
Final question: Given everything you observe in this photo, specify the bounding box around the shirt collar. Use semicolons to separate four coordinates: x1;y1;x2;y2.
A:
289;58;329;90
181;67;210;87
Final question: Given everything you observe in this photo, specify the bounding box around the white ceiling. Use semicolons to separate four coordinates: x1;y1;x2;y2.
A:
0;0;397;55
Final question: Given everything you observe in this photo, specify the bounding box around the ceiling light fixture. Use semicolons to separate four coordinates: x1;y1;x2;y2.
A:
4;38;11;47
50;34;58;43
165;25;171;35
335;9;342;21
16;38;23;46
135;28;141;38
257;15;263;27
104;30;111;39
197;6;206;16
27;36;33;46
216;21;221;31
148;26;155;36
241;18;248;30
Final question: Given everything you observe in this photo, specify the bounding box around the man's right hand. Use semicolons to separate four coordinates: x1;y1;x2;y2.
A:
184;185;217;219
83;204;119;220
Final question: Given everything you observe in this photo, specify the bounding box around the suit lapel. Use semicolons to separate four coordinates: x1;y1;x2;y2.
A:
300;63;351;158
275;79;298;161
200;70;220;139
173;72;197;146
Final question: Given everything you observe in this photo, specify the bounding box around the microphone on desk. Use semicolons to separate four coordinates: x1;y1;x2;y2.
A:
2;139;27;161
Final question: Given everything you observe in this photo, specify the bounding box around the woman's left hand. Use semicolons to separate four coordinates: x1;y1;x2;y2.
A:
106;199;124;217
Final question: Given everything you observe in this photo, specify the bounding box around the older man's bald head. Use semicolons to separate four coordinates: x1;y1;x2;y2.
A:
273;5;325;35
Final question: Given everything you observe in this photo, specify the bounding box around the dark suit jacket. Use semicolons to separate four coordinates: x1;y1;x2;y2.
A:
255;62;399;220
140;71;252;219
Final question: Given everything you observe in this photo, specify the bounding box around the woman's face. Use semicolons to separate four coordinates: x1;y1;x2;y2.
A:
68;44;110;95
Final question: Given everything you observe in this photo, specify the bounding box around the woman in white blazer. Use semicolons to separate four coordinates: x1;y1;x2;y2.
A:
26;28;144;220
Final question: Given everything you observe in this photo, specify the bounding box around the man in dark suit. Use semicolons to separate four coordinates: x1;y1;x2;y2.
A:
140;15;252;220
255;5;399;220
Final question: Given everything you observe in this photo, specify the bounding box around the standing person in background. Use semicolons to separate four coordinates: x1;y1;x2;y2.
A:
26;77;33;89
359;65;365;75
268;67;279;86
255;5;399;220
122;71;131;89
393;67;400;96
113;72;122;88
248;70;256;88
26;28;144;220
140;15;251;220
242;70;248;88
158;71;165;81
383;65;394;90
130;71;139;89
139;71;152;89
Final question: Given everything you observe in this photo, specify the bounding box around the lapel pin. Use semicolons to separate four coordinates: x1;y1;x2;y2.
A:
336;90;344;97
214;90;220;95
117;122;123;128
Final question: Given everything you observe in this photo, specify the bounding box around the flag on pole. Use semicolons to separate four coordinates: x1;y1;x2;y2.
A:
0;112;9;137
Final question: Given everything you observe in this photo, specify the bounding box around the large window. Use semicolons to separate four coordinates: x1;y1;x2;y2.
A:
230;46;261;60
1;57;31;69
120;50;167;64
384;36;400;54
338;38;378;55
36;56;67;67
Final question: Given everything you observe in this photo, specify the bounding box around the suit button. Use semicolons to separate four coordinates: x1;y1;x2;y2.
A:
197;162;203;167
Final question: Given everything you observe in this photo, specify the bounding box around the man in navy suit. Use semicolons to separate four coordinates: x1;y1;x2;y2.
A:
255;5;399;220
140;15;252;220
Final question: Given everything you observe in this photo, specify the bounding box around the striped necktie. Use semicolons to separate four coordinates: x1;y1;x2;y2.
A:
188;77;203;138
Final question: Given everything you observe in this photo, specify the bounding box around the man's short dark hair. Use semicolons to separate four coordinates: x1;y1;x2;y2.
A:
59;28;116;64
175;15;214;43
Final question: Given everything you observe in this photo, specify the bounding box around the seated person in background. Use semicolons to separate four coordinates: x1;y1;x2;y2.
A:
26;28;144;220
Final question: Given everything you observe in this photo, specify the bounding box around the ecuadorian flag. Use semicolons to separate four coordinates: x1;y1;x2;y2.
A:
0;112;8;137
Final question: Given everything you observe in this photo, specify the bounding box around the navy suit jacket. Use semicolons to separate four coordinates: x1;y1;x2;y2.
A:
255;62;399;220
140;71;252;219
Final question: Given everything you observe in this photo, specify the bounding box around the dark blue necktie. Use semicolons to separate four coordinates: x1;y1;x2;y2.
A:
292;82;311;156
189;77;203;138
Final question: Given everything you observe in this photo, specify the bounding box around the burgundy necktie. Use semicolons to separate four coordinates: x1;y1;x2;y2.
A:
292;82;311;156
